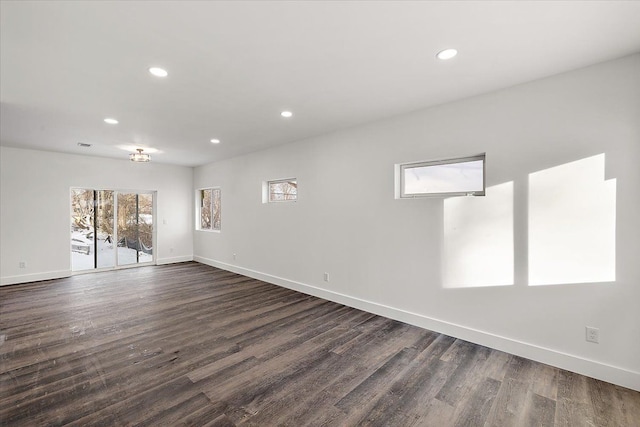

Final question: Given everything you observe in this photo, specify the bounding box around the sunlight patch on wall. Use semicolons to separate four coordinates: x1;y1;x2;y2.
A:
443;182;514;288
529;154;616;285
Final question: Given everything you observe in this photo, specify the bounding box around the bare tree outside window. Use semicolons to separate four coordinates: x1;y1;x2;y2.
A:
200;189;212;230
199;188;221;231
71;189;94;231
269;179;297;202
71;189;114;236
212;189;221;230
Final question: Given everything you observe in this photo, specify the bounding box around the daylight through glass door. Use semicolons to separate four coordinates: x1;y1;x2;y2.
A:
71;189;154;271
116;192;153;266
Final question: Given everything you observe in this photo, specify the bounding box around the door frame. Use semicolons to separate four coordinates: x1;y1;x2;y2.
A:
70;188;157;274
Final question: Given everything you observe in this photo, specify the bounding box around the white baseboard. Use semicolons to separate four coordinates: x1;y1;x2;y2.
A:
156;255;194;265
194;256;640;392
0;256;194;285
1;270;71;286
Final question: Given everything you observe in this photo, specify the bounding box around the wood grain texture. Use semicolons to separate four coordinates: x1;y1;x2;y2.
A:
1;262;638;426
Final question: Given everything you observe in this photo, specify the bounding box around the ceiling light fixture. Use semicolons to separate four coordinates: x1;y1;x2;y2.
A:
104;118;119;124
130;148;150;162
436;48;458;60
210;138;220;144
281;111;293;118
149;67;168;77
77;142;92;148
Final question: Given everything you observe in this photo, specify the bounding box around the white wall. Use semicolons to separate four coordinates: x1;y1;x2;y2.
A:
193;54;640;390
0;147;194;284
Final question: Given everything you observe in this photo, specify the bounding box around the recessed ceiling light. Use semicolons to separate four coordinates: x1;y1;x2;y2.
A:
281;111;293;118
104;118;118;124
210;138;220;144
149;67;168;77
436;48;458;60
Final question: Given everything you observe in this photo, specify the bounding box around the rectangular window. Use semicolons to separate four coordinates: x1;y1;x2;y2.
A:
399;154;485;198
267;179;297;202
198;188;221;231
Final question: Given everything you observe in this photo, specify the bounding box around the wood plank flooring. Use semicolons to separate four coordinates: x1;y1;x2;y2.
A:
1;262;638;426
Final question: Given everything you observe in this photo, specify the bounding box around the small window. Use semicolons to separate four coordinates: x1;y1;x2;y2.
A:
198;188;221;230
267;179;297;202
399;154;485;198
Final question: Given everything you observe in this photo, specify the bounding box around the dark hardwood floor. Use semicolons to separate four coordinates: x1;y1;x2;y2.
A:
1;262;638;426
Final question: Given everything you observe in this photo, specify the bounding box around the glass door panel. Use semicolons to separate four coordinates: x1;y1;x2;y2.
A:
96;190;115;268
117;193;139;266
71;189;116;271
116;192;154;266
71;189;95;272
138;193;154;263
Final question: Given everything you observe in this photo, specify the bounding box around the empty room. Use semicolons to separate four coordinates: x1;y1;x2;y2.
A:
1;1;639;425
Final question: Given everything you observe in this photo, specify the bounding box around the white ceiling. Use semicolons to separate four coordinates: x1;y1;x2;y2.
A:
2;1;640;167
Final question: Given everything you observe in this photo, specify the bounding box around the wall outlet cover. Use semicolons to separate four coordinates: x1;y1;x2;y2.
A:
586;326;599;344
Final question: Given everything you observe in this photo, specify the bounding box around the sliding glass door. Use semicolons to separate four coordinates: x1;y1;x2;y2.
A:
71;189;154;272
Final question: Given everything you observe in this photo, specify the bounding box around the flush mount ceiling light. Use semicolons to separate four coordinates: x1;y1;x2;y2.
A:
210;138;220;144
281;111;293;118
130;148;150;162
149;67;168;77
104;118;119;124
436;48;458;60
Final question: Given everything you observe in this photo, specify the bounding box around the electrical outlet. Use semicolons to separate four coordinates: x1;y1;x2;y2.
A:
233;253;237;261
323;272;329;282
19;261;27;269
586;326;599;343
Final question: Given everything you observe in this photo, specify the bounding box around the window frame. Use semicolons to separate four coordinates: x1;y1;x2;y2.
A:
399;154;486;198
265;178;297;203
197;187;221;231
